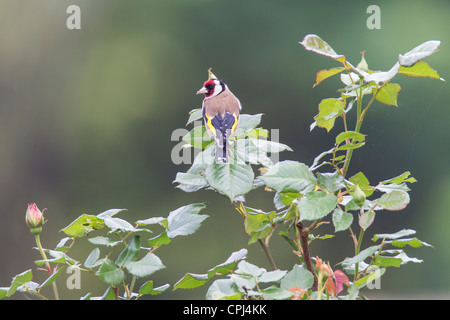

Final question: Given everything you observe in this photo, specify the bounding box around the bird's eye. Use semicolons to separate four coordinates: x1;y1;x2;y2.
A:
206;84;214;90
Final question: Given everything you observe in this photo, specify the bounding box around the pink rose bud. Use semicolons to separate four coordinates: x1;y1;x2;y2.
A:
26;203;44;235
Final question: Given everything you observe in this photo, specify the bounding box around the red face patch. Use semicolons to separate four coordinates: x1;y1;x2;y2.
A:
203;79;216;97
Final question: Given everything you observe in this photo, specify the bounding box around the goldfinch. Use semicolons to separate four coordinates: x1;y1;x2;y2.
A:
196;69;241;163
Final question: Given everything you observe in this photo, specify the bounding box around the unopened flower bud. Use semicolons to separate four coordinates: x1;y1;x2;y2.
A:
208;67;218;80
357;51;369;72
352;184;366;207
26;203;43;235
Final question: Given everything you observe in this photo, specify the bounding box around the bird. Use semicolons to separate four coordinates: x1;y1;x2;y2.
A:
196;69;242;163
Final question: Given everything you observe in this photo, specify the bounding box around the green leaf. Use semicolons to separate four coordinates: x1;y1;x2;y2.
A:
374;83;401;106
230;275;258;293
363;62;400;84
336;142;365;152
389;238;432;248
97;208;127;219
233;138;273;167
103;217;139;233
260;160;316;194
244;208;275;244
61;214;104;238
7;269;33;297
16;281;39;295
317;171;346;193
170;203;207;216
376;171;416;193
299;34;346;63
314;67;346;87
398;61;444;81
375;183;410;193
314;98;345;132
136;216;165;227
354;267;385;288
0;288;8;299
280;265;314;290
55;237;71;251
100;286;116;300
250;137;292;154
182;125;214;149
343;284;360;300
175;171;208;187
192;144;216;166
335;131;366;145
398;40;441;67
274;192;301;209
186;108;203;125
372;256;402;268
174;249;247;290
311;234;334;241
206;279;242;300
359;210;375;231
84;247;101;268
166;203;208;239
96;259;125;286
38;267;63;289
340;72;360;86
150;283;170;295
246;128;269;139
310;147;334;171
236;260;265;278
342;245;382;267
139;281;170;296
35;250;78;267
376;191;410;211
381;171;417;185
174;273;210;290
247;222;271;244
298;191;338;221
207;249;248;278
148;232;171;247
126;253;165;278
262;287;294;300
233;114;263;137
332;209;353;232
88;236;121;247
341;82;376;99
373;229;417;242
80;293;92;300
387;250;423;264
116;235;140;267
349;172;373;196
258;270;288;283
205;163;254;200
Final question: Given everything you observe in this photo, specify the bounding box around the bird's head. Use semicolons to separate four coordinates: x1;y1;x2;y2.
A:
196;79;225;98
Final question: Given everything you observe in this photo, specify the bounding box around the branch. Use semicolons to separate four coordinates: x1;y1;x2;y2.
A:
296;221;318;291
258;239;277;271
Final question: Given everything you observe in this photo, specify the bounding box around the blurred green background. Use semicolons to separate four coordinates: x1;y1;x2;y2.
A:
0;0;448;299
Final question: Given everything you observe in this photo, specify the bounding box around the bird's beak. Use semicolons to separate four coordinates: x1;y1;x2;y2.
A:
196;87;208;95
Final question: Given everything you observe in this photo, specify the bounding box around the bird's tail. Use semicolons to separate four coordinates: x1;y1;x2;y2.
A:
212;113;236;163
214;131;230;163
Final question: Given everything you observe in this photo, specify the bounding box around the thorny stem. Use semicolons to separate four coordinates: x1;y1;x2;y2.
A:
34;234;59;300
296;221;318;291
112;286;119;300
